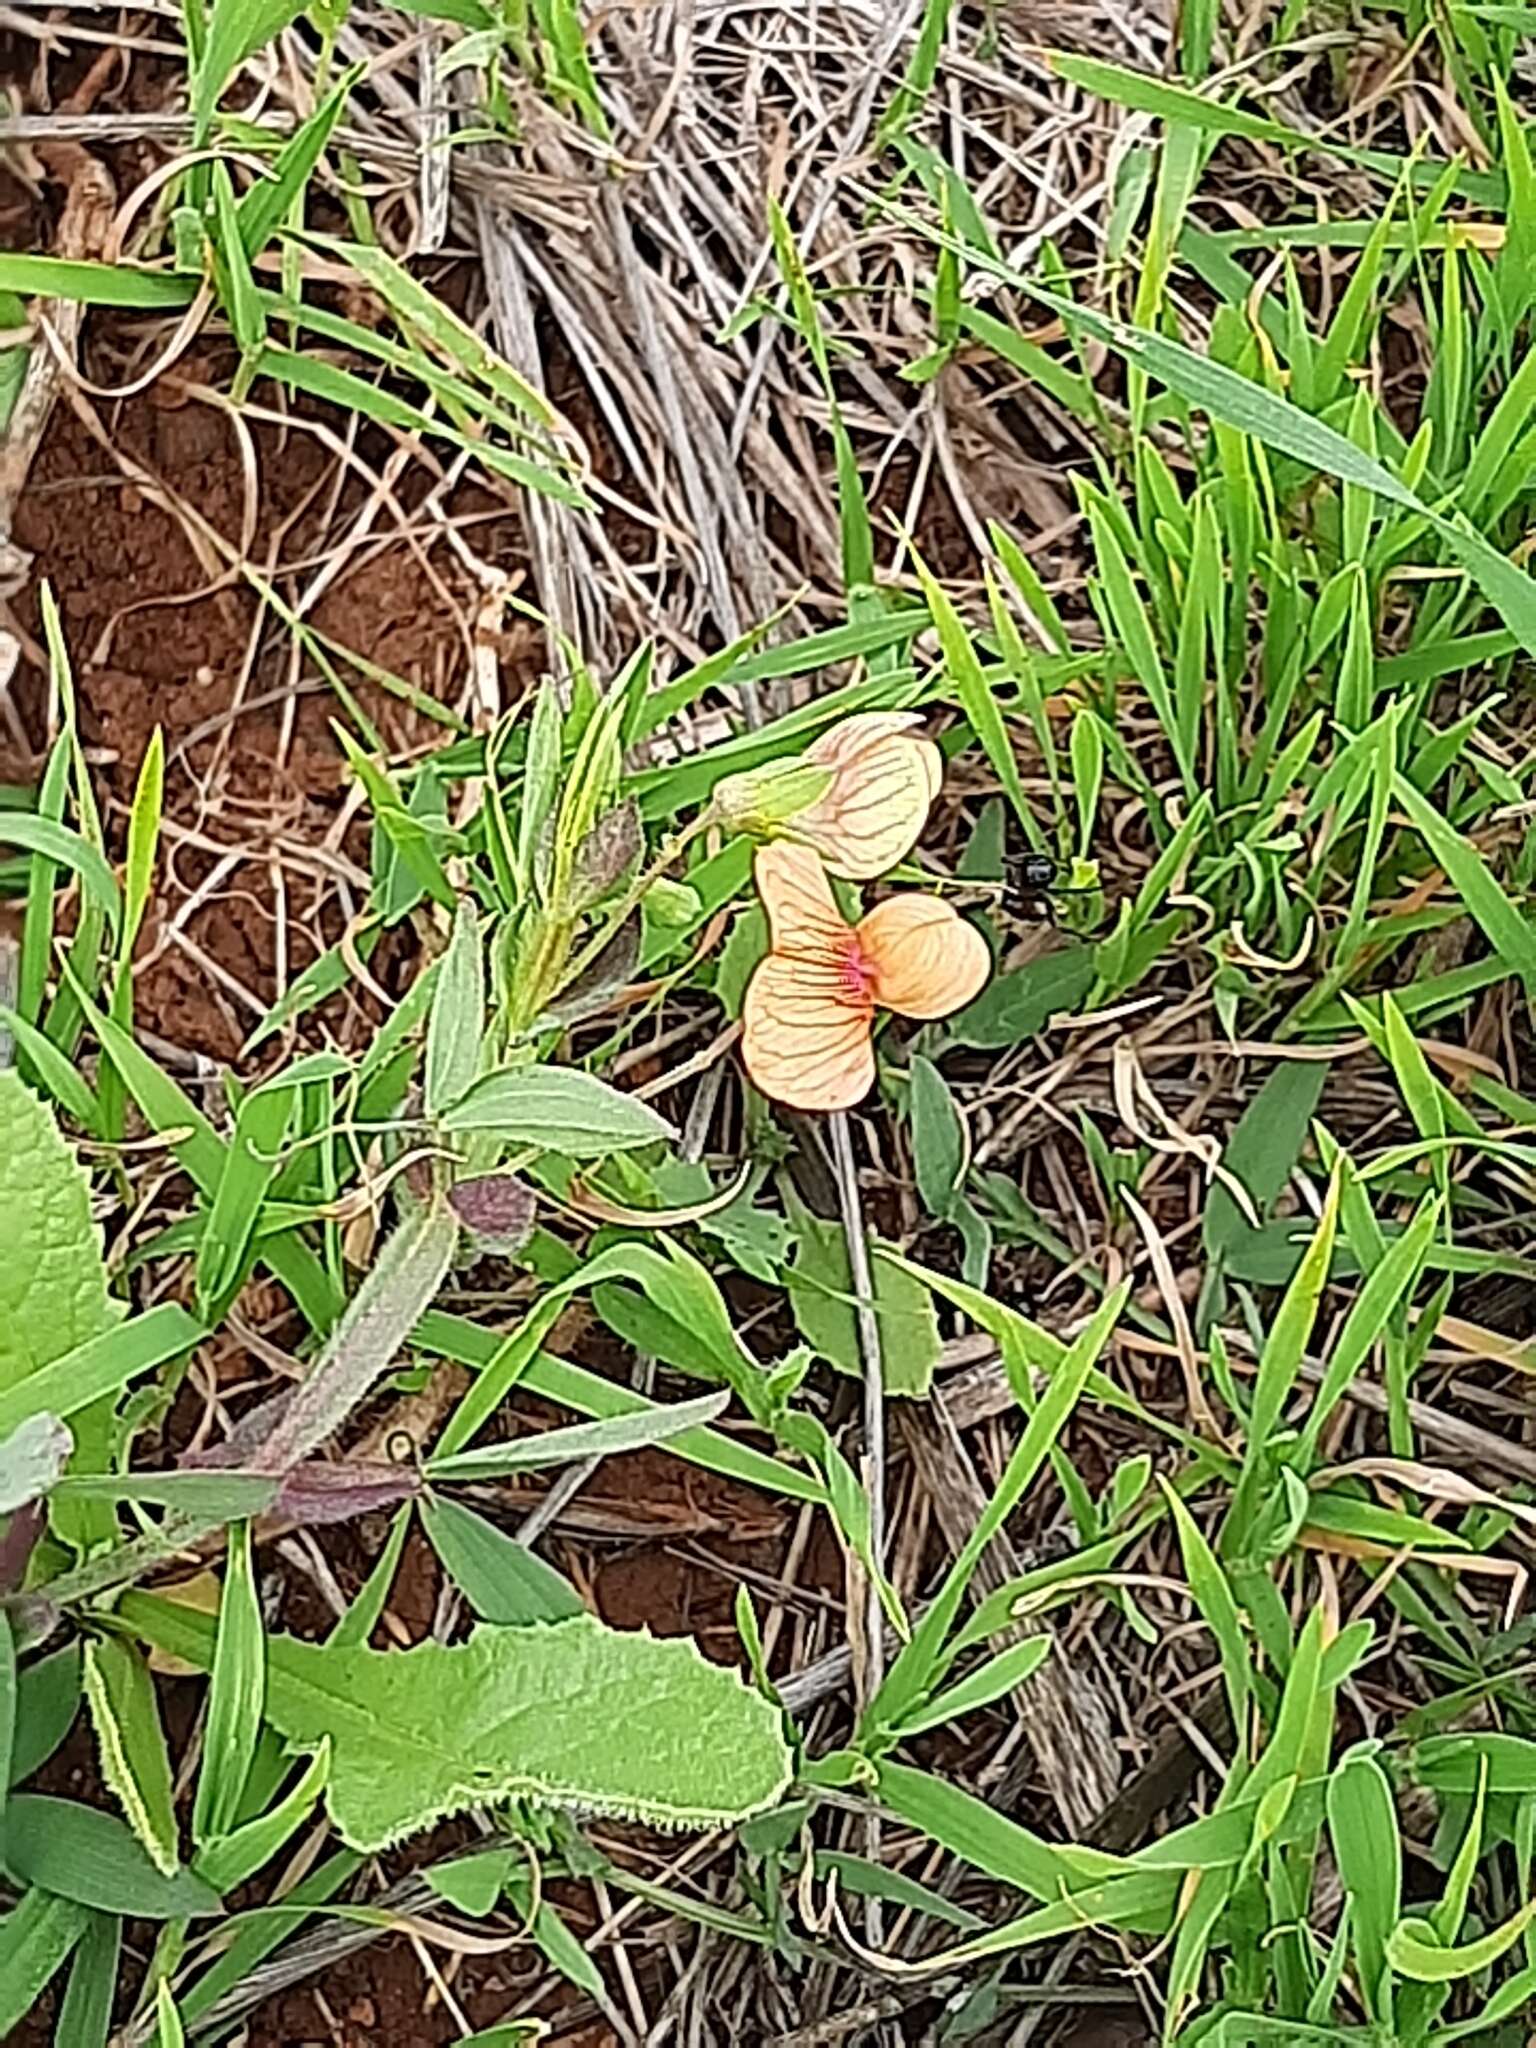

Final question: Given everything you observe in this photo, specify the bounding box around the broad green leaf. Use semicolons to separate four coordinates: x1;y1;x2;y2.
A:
121;1600;792;1851
1226;1174;1340;1543
1160;1478;1251;1735
307;236;553;428
869;1284;1127;1735
0;254;195;308
440;1066;676;1153
192;0;309;139
193;1742;331;1896
418;1309;821;1503
1391;771;1536;987
949;946;1095;1048
786;1200;941;1397
0;1613;12;1798
55;1909;118;2048
154;1978;185;2048
1387;1902;1536;1982
1327;1747;1400;2023
919;562;1032;830
10;1645;81;1787
51;1470;276;1515
427;1847;517;1917
0;1796;219;1917
893;1639;1053;1738
875;1760;1117;1901
236;70;355;258
0;1070;122;1391
196;1080;295;1321
82;1638;179;1880
1203;1060;1328;1260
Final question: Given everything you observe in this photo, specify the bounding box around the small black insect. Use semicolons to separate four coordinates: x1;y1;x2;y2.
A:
1006;850;1096;926
1015;852;1062;893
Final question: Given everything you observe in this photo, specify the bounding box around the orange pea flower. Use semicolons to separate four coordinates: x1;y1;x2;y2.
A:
741;843;990;1112
714;712;942;880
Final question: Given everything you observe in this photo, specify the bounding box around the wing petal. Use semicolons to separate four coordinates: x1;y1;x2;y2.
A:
753;842;849;957
742;953;876;1111
857;896;991;1019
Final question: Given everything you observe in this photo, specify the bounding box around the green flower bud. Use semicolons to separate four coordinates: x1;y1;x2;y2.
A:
711;760;836;838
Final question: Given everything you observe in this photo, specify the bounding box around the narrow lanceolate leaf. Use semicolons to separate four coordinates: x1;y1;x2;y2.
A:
192;1521;264;1847
82;1638;179;1880
257;1197;458;1473
196;1081;296;1321
1391;772;1536;988
422;1496;586;1626
0;1305;203;1441
1327;1746;1400;2024
426;1392;731;1482
425;899;486;1117
439;1066;676;1154
120;1600;792;1853
0;814;121;932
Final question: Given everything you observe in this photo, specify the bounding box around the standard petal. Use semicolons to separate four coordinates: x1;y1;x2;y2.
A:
741;952;876;1112
857;896;991;1019
798;735;942;880
753;842;849;957
806;710;926;770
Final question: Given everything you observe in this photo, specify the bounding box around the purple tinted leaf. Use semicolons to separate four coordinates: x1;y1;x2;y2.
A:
180;1389;296;1469
450;1174;536;1252
275;1461;421;1526
0;1499;45;1596
571;799;642;909
539;916;641;1029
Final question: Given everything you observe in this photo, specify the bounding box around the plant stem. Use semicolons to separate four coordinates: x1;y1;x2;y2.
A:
827;1107;885;1939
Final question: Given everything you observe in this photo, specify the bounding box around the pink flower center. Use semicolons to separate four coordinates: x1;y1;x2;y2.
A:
839;939;876;1003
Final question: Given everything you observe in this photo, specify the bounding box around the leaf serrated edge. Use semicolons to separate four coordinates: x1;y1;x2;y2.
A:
82;1639;179;1880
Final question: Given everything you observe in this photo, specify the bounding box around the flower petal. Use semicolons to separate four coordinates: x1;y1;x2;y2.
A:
742;951;876;1111
753;842;849;957
857;897;991;1019
797;731;942;879
805;710;926;771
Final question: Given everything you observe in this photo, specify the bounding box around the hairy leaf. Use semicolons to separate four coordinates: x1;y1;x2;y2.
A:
440;1067;675;1153
122;1599;791;1852
0;1072;122;1392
